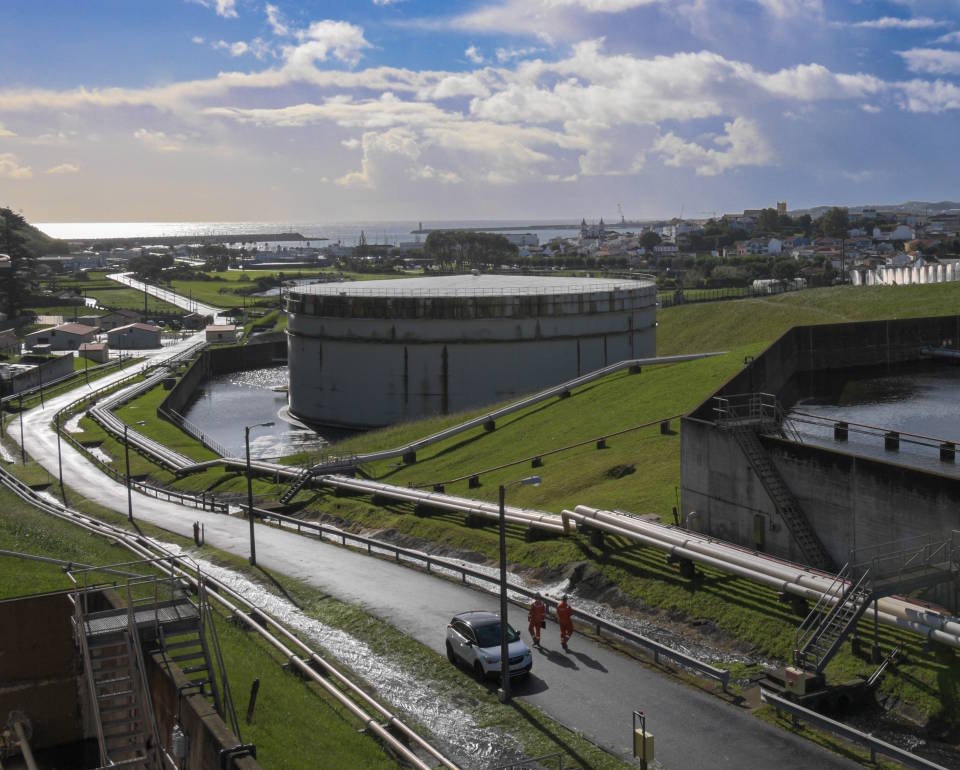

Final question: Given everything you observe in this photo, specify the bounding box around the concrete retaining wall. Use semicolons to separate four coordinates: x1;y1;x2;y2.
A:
682;314;960;569
159;338;286;417
0;592;85;753
149;653;261;770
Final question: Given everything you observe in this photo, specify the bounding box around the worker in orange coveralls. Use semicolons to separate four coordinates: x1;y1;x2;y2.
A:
557;594;574;651
528;593;547;647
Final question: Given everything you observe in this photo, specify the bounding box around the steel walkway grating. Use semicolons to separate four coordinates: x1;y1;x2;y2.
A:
84;600;200;637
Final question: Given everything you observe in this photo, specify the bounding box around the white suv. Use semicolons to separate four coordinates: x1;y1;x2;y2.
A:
446;611;533;681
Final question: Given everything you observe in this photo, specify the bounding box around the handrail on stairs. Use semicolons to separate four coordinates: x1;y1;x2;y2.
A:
795;563;850;667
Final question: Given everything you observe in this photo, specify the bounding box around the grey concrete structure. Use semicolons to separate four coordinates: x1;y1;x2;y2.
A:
285;274;656;428
107;322;162;349
681;315;960;574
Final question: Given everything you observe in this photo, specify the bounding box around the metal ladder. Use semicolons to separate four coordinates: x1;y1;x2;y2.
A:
76;599;163;768
159;623;221;712
280;466;313;504
795;565;873;674
731;427;834;571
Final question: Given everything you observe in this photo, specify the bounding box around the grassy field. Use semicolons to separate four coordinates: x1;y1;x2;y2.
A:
113;385;218;463
166;268;412;309
657;281;960;355
49;271;182;315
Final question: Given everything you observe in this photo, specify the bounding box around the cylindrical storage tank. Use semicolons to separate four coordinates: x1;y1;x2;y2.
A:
286;274;657;428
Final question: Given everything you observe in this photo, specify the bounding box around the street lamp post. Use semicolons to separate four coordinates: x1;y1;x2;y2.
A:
18;395;25;464
123;425;133;522
245;422;274;565
498;475;541;704
55;412;65;503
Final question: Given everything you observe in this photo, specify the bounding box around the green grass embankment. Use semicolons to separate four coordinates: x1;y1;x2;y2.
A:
336;349;757;517
113;385;217;463
657;281;960;355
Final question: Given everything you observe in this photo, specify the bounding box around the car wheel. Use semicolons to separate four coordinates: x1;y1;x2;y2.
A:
446;642;456;665
473;661;485;683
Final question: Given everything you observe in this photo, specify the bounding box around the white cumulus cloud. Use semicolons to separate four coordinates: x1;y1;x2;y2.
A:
133;128;184;152
465;46;484;64
45;163;80;174
285;20;372;70
849;17;950;30
654;117;773;176
265;4;289;36
898;48;960;75
192;0;237;18
0;153;32;179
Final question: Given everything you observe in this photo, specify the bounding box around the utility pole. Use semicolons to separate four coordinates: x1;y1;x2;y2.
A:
18;395;25;464
124;424;133;522
244;422;274;565
55;412;65;503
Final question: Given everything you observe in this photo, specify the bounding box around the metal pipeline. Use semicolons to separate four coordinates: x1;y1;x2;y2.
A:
569;505;960;649
323;476;569;533
12;719;37;770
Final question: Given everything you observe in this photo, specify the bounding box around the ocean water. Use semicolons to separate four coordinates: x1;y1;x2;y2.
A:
35;219;635;247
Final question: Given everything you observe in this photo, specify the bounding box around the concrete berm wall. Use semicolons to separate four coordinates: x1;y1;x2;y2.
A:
285;274;657;428
681;315;960;569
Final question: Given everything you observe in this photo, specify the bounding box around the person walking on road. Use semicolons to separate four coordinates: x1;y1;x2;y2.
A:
557;594;574;651
528;593;547;647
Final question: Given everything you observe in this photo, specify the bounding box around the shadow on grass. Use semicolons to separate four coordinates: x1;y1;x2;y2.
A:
254;563;306;610
508;700;599;770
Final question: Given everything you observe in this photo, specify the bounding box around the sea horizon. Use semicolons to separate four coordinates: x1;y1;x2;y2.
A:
35;218;637;247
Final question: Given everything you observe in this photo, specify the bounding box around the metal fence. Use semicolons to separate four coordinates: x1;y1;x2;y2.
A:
657;281;810;308
290;279;655;299
250;505;730;690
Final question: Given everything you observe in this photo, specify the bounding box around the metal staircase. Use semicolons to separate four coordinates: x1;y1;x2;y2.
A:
714;393;834;571
76;597;164;768
71;558;243;765
280;466;313;504
795;565;873;674
159;624;220;711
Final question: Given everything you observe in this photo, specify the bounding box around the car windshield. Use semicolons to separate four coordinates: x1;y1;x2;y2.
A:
473;621;519;648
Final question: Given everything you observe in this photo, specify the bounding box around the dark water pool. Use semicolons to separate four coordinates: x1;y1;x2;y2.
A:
784;361;960;475
182;366;349;459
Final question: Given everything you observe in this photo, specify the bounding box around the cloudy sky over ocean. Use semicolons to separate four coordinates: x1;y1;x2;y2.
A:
1;0;959;222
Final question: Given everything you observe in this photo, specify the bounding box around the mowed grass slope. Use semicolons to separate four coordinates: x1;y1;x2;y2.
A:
658;281;960;355
344;348;760;517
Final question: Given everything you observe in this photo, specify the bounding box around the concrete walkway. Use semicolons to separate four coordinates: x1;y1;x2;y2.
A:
6;373;862;770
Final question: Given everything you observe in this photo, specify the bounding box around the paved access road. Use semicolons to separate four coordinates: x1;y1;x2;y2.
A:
108;272;226;321
9;397;859;770
5;277;860;768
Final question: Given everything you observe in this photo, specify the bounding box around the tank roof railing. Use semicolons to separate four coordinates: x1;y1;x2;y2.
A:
287;279;656;300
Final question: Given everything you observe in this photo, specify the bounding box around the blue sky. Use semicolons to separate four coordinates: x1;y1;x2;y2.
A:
1;0;959;222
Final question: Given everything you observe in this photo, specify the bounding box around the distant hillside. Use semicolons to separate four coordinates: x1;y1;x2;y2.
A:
1;208;69;256
792;200;960;219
